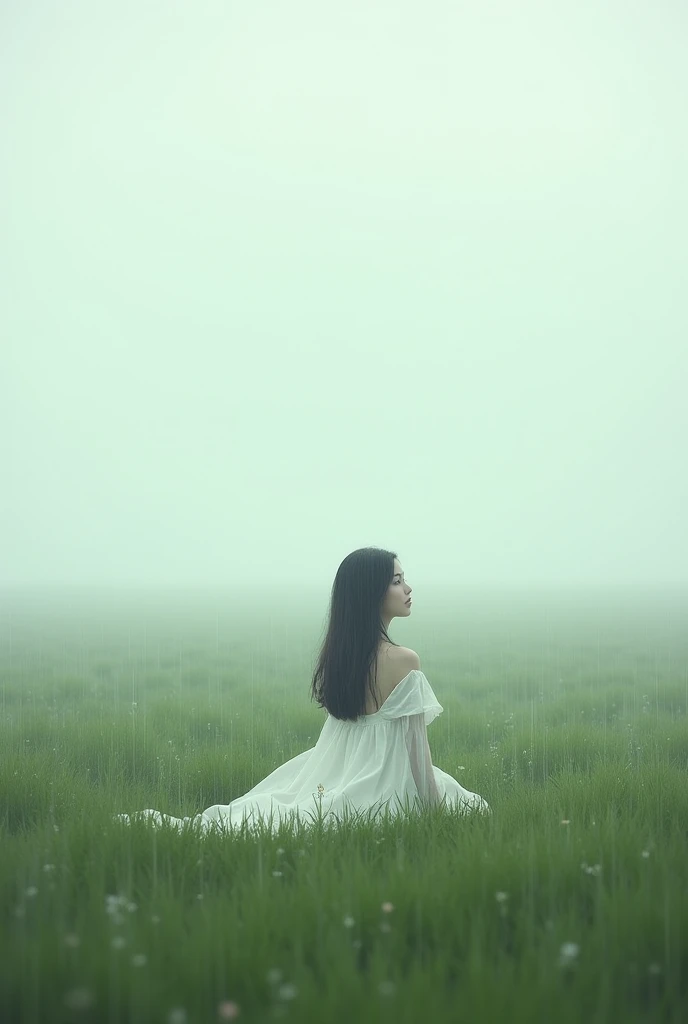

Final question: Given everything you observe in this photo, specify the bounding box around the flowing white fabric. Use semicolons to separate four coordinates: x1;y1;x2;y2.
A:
406;712;443;806
113;669;489;836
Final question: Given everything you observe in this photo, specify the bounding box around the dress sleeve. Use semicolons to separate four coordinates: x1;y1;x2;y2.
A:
377;670;444;805
378;669;444;726
405;712;442;806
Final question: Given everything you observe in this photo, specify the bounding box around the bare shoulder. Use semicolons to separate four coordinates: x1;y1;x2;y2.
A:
391;645;421;668
368;645;422;712
388;645;421;684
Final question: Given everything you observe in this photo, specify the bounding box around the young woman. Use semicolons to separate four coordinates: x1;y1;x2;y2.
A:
114;548;488;835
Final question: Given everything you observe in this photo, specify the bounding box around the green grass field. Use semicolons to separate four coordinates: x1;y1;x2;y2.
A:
1;587;687;1023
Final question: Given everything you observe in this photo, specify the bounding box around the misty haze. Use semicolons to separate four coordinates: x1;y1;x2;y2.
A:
2;1;687;1021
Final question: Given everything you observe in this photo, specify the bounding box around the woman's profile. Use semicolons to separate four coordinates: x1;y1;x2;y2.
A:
114;547;489;834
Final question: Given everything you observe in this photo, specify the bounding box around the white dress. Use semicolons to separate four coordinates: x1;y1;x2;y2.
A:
113;669;489;836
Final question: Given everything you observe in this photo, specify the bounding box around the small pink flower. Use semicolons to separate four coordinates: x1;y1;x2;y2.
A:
381;902;394;913
218;1001;240;1019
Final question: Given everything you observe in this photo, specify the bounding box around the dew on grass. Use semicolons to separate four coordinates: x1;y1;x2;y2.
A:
381;902;394;913
132;954;147;967
167;1010;187;1024
63;933;81;948
343;915;355;928
495;891;508;903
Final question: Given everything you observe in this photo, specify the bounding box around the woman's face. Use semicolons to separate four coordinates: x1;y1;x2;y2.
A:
382;559;412;621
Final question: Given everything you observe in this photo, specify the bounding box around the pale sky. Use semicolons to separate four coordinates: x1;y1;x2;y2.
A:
3;0;687;593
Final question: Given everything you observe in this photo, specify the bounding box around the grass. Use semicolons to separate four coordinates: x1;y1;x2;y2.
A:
1;586;687;1023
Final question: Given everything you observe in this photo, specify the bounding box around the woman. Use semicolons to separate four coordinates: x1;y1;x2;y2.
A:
114;548;489;835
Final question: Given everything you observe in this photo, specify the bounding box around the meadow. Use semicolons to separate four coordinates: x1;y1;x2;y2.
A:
1;584;687;1023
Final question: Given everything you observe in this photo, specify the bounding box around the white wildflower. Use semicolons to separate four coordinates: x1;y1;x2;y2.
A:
63;988;94;1011
558;942;580;967
277;983;298;1000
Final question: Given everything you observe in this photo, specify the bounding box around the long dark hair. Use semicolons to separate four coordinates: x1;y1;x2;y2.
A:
310;547;402;721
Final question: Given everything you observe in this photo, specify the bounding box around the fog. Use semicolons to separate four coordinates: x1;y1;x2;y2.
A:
3;0;687;599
